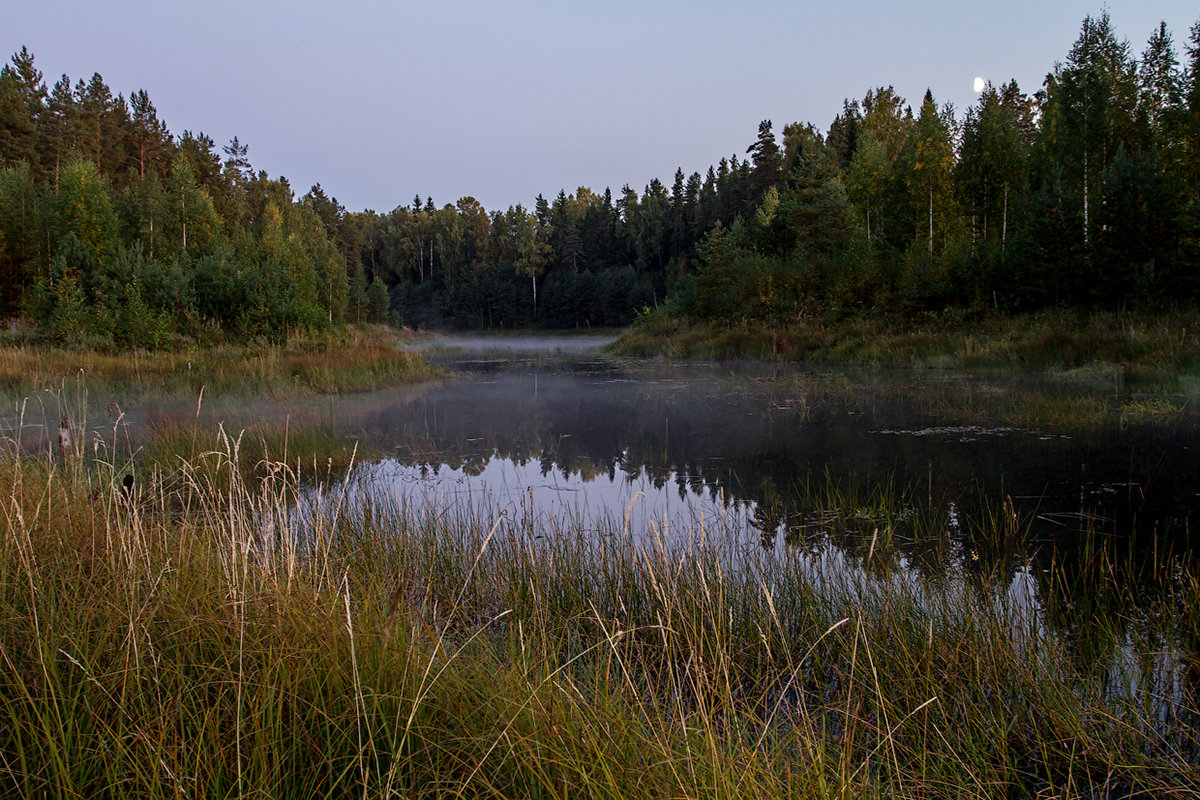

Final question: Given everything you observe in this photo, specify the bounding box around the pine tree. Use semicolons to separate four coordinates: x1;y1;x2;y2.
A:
217;136;253;237
76;73;113;170
130;89;172;180
102;92;133;185
43;75;76;188
177;131;221;188
8;47;46;115
222;135;251;180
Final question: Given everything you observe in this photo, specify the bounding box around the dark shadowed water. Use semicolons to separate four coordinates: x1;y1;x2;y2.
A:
346;337;1200;562
371;336;1200;739
7;336;1198;571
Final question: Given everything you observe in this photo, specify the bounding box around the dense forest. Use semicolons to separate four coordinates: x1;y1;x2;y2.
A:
2;11;1199;345
0;56;383;346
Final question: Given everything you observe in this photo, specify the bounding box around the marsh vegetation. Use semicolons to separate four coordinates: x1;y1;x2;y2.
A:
2;338;1198;798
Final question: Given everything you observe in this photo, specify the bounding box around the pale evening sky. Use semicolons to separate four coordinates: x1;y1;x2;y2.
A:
5;1;1197;213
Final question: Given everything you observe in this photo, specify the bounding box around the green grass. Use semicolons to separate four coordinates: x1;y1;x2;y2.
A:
137;415;370;487
612;308;1200;379
1;429;1196;799
0;325;439;403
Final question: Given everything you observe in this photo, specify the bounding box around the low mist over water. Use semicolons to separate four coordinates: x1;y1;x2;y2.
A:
409;333;619;355
315;338;1200;572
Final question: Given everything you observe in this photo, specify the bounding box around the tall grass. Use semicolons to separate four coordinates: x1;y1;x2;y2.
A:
1;432;1197;798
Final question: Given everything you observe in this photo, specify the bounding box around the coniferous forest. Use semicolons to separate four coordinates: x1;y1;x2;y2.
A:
2;11;1199;346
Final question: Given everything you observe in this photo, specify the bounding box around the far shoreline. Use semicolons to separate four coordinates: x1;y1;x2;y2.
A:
607;308;1200;381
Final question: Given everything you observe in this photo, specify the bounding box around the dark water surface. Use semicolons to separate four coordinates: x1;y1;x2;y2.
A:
375;336;1200;736
8;335;1199;569
350;338;1200;563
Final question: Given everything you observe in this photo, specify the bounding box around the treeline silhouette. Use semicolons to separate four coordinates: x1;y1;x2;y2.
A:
356;12;1200;328
2;11;1198;341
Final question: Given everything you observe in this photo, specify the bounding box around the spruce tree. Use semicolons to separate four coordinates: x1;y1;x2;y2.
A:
1139;22;1182;142
746;120;782;206
0;48;45;171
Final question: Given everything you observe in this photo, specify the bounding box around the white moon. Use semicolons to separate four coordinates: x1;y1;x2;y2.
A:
973;76;985;93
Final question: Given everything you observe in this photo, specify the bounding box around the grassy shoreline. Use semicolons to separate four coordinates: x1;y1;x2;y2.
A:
1;326;439;492
0;325;439;402
1;432;1196;798
612;309;1200;378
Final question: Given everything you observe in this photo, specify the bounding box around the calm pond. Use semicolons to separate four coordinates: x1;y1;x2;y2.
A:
10;335;1199;576
14;334;1194;574
353;336;1200;563
375;335;1200;732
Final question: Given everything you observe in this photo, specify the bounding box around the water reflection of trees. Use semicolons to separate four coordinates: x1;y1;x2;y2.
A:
359;364;1197;582
348;361;1200;730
